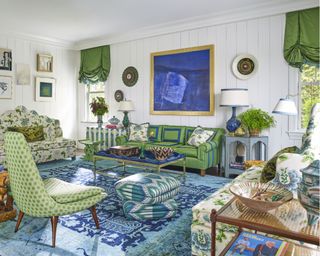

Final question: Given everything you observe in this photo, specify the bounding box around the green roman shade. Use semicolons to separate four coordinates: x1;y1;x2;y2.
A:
284;7;319;69
79;45;111;84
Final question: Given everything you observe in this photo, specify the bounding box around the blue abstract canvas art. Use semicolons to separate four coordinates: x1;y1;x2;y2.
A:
151;45;214;115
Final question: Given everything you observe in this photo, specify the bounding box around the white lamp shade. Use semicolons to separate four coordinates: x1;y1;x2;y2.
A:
220;88;249;107
272;98;297;116
118;100;134;112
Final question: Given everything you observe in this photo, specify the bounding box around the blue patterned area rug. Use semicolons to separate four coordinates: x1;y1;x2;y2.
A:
0;159;230;256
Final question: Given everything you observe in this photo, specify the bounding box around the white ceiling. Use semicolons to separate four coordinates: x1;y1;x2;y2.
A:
0;0;317;48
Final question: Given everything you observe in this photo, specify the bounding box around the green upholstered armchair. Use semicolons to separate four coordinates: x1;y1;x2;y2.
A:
4;132;107;247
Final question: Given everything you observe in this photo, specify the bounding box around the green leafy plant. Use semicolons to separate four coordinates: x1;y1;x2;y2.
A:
238;108;276;134
89;97;109;116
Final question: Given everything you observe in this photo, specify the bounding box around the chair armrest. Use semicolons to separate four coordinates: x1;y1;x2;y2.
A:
115;135;128;145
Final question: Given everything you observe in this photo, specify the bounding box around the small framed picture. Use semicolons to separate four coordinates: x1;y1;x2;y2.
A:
0;76;13;99
35;77;55;102
0;48;12;71
37;54;53;72
16;63;30;85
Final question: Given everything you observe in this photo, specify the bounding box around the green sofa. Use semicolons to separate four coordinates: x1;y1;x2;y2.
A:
115;125;225;176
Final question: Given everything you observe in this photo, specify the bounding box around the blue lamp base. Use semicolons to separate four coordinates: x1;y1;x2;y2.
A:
226;107;241;133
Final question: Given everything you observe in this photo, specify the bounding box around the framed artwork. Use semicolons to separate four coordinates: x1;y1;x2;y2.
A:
16;63;30;85
37;54;53;72
0;76;13;99
35;77;55;102
150;45;214;116
0;48;12;71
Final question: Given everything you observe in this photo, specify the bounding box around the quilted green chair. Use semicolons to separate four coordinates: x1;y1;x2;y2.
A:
4;132;107;247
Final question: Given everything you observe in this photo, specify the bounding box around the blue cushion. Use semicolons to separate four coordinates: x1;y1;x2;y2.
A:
115;173;181;204
123;199;178;220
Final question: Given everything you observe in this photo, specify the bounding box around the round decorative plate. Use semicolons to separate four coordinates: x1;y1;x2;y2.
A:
232;54;258;80
122;66;138;87
114;90;124;102
236;143;245;157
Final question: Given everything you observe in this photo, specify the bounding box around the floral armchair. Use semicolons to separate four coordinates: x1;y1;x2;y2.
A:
0;106;76;165
191;103;320;256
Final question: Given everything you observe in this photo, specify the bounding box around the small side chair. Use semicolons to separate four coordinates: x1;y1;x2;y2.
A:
4;132;107;247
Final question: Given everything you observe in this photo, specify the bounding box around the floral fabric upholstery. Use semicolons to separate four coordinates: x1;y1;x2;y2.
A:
187;127;216;147
4;132;107;217
191;167;263;256
0;106;76;165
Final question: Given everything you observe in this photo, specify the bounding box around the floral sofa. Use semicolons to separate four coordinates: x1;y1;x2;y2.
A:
0;106;76;165
191;103;320;256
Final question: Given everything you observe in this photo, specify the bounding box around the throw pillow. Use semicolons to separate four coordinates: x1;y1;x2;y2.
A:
128;123;149;142
43;123;56;140
260;146;298;183
187;127;215;147
8;125;45;142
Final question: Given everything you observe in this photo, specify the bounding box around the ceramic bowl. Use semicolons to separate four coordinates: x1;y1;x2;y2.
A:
229;181;293;212
149;147;174;161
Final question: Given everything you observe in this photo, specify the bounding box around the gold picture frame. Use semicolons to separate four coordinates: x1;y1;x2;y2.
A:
37;54;53;72
150;45;214;116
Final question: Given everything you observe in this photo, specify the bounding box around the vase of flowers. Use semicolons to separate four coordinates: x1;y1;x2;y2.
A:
238;108;276;136
89;97;109;128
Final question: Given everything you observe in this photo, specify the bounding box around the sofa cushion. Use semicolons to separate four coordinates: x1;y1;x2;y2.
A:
123;199;177;220
8;126;45;142
43;123;56;140
29;138;76;151
115;173;181;203
185;127;196;143
43;178;105;204
187;127;215;147
162;126;185;144
148;125;162;142
173;145;198;158
147;141;179;147
128;123;149;142
260;146;298;183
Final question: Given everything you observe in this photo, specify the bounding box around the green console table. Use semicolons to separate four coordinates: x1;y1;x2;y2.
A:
78;139;102;161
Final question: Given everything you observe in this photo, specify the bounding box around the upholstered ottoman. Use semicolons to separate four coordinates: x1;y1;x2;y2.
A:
115;173;181;220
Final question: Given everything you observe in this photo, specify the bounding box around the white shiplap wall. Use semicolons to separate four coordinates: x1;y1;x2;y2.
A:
0;35;79;139
78;14;302;156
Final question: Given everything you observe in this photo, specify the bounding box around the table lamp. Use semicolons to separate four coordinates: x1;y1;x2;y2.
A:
118;100;134;128
272;98;297;116
220;88;249;133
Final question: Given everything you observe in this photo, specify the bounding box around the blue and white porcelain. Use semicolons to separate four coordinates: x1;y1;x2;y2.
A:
298;160;320;225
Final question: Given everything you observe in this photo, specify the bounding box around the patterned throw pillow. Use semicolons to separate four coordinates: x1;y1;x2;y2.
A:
187;127;215;147
128;123;149;142
8;126;45;142
260;146;298;183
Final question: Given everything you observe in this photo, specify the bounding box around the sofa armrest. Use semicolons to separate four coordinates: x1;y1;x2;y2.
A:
116;135;128;145
198;129;225;153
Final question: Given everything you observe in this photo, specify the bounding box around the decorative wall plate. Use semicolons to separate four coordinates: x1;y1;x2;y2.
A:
122;66;138;87
114;90;124;102
232;54;258;80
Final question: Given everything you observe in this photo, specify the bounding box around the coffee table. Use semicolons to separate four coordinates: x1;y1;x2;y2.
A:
92;150;186;180
211;198;320;256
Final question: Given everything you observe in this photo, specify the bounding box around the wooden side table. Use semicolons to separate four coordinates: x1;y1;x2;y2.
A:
210;198;320;256
223;135;268;177
0;171;16;222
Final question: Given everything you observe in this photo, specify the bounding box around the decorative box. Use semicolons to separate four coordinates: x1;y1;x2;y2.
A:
108;146;139;157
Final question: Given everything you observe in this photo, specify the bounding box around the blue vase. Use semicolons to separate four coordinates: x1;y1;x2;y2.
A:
226;107;241;133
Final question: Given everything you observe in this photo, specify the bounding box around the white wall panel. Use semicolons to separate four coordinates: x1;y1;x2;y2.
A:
78;14;300;157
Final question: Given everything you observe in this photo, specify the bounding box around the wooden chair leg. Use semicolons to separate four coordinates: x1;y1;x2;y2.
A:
50;216;59;248
90;206;100;229
15;211;24;232
200;169;206;176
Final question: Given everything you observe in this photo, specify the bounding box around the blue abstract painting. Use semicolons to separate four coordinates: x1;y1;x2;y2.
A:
151;45;214;115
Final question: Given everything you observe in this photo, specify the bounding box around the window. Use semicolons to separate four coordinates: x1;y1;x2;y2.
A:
86;82;105;121
299;64;320;129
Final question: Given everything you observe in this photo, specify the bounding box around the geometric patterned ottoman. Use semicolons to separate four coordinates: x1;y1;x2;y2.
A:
115;173;181;220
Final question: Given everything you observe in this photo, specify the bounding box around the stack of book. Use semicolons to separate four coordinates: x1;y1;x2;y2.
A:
229;162;245;170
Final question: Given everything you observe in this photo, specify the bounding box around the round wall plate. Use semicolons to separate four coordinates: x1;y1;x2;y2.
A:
122;66;138;87
232;54;258;80
114;90;124;102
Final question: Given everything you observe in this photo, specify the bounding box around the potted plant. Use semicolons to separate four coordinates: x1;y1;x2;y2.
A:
238;108;276;136
89;97;109;128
